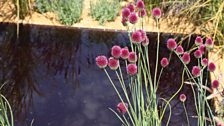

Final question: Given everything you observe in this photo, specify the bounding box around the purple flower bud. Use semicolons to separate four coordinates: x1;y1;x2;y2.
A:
167;38;177;50
195;36;203;46
179;94;187;102
108;57;119;70
121;47;129;60
122;8;131;18
136;0;145;9
117;102;128;114
128;52;137;63
201;58;208;66
127;64;137;75
176;45;184;55
96;55;108;69
128;13;138;24
208;62;216;72
131;31;142;44
182;52;191;64
160;57;169;68
205;37;213;49
152;8;161;18
212;80;219;88
192;66;201;77
127;3;135;12
194;50;202;58
111;45;121;58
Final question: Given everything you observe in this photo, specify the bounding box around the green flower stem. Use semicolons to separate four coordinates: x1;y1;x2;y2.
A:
154;18;160;89
103;69;135;126
183;102;190;126
159;68;185;123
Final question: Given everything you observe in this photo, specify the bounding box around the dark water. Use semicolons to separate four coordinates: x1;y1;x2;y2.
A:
0;23;200;126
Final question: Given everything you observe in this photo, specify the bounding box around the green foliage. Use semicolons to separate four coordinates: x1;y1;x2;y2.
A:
35;0;53;13
35;0;83;25
55;0;83;25
90;0;120;25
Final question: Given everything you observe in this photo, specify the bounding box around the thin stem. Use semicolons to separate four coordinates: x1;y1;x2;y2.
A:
183;102;190;126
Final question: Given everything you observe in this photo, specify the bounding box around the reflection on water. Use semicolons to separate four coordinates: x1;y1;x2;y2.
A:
0;23;200;126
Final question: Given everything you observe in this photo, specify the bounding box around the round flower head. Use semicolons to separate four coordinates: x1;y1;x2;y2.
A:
111;45;121;58
152;7;161;18
136;0;145;9
128;52;137;63
127;3;135;12
192;66;201;77
122;8;131;18
131;31;142;44
212;80;219;88
199;44;206;54
195;36;203;46
128;13;138;24
160;57;169;68
201;58;208;66
167;38;177;50
138;29;146;41
121;17;128;26
142;36;149;46
205;37;213;49
208;62;216;72
138;9;147;17
127;64;137;75
179;94;186;102
182;52;191;64
121;47;129;59
108;57;119;70
176;45;184;55
117;102;128;114
194;50;202;58
96;55;108;69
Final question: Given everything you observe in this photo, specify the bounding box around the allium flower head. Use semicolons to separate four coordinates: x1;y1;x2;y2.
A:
179;94;186;102
201;58;208;66
208;62;216;72
121;47;129;59
136;0;145;9
205;37;213;49
128;52;137;63
194;50;202;58
142;36;149;46
138;29;146;41
176;45;184;55
195;36;203;46
127;3;135;12
160;57;169;68
128;13;138;24
182;52;191;64
138;9;147;17
192;66;201;77
111;45;121;58
108;57;119;70
121;17;128;26
167;38;177;50
117;102;128;114
212;80;219;88
122;8;131;18
127;64;137;75
152;7;161;18
199;44;206;54
131;31;142;44
96;55;108;69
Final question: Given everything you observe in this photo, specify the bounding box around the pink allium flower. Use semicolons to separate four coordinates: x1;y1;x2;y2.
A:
121;47;129;59
128;13;138;24
208;62;216;72
127;3;135;12
160;57;169;68
111;45;121;58
122;8;131;18
138;9;147;17
201;58;208;66
121;17;128;26
152;7;161;18
205;37;213;48
127;64;137;75
194;50;202;58
142;36;149;46
138;29;146;41
167;38;177;50
128;52;137;63
212;80;219;88
176;45;184;55
195;36;203;46
179;94;187;102
182;52;191;64
131;31;142;44
117;102;128;114
108;57;119;70
136;0;145;9
192;66;201;77
199;44;206;54
96;55;108;69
